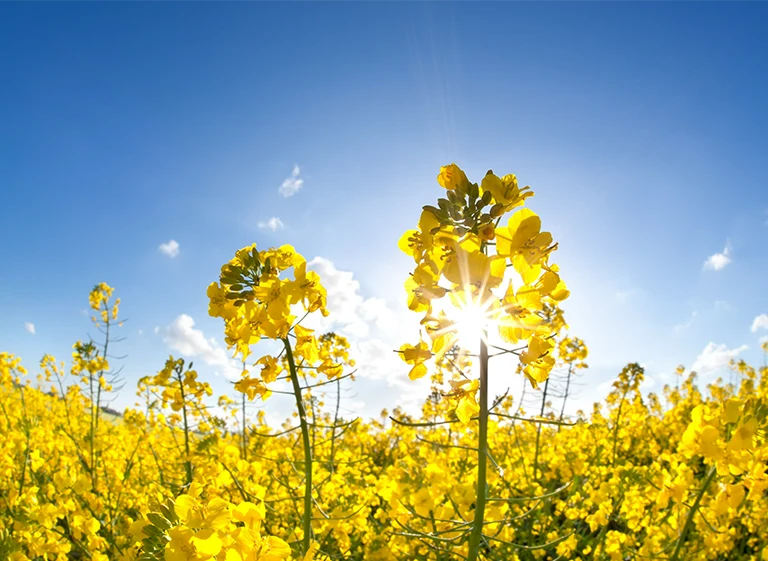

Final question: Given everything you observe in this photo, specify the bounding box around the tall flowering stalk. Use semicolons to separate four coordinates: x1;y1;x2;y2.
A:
207;243;350;557
398;164;569;560
72;283;122;490
139;357;214;488
556;336;589;427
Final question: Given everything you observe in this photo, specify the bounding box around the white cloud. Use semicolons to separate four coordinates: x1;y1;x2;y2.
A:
674;310;697;333
301;257;418;385
360;297;399;337
163;314;239;380
138;329;144;336
306;257;413;340
640;375;657;391
153;326;160;335
306;257;368;336
159;239;180;259
751;314;768;332
703;241;732;271
24;322;35;335
354;339;408;381
278;165;304;197
691;342;748;376
258;217;285;231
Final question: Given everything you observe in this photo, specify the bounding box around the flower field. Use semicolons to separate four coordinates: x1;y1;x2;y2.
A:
1;166;766;561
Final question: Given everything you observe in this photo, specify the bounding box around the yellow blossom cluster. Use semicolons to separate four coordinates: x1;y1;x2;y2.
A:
399;164;570;425
135;487;293;561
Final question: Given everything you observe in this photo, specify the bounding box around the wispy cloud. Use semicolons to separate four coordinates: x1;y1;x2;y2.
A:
674;310;697;333
163;314;240;380
703;241;732;271
159;239;180;259
279;165;304;197
751;314;768;332
24;322;35;335
258;217;285;231
691;342;748;376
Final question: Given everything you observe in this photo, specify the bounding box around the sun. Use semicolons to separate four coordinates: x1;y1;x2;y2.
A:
454;304;488;351
448;293;497;352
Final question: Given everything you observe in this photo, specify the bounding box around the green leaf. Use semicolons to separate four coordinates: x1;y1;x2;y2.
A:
146;513;171;531
159;502;177;523
143;524;164;539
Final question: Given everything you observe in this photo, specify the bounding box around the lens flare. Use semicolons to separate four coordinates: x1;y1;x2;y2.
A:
454;303;489;351
440;290;499;353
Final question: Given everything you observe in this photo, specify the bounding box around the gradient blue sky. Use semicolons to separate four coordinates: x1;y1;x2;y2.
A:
1;3;767;420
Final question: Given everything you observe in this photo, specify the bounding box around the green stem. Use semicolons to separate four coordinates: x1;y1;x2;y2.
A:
177;368;193;487
533;377;550;480
283;337;312;557
241;388;247;461
669;466;717;561
467;337;489;561
90;368;96;489
558;362;573;430
17;385;30;496
611;388;629;466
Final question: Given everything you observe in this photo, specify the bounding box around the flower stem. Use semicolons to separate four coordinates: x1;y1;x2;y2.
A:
467;337;489;561
284;337;312;556
534;377;550;480
669;465;717;561
177;366;193;487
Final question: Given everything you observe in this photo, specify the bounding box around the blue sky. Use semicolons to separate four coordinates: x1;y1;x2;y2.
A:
1;3;767;420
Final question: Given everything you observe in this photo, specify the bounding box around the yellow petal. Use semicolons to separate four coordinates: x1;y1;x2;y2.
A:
437;163;470;191
398;229;418;256
456;394;479;424
409;363;428;380
191;529;223;557
507;208;541;250
175;495;203;527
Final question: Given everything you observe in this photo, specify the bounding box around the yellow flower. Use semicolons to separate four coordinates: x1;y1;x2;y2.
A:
399;340;432;380
258;536;292;561
256;356;282;384
234;374;270;401
442;247;505;290
166;525;222;561
447;379;480;424
437;163;470;192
